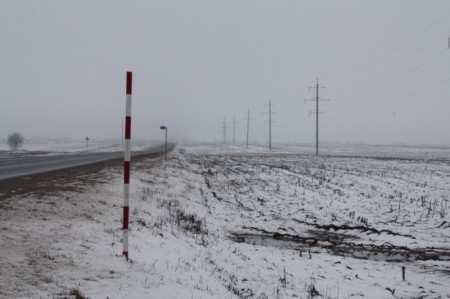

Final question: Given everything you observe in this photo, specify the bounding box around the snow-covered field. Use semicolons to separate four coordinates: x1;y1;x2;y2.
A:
1;144;449;299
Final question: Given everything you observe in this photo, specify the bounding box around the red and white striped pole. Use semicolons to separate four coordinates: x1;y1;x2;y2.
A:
123;71;132;260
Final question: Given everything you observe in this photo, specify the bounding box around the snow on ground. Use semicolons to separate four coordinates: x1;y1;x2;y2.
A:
0;139;156;156
0;144;449;298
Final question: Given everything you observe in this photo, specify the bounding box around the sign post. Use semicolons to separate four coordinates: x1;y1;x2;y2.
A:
160;126;167;161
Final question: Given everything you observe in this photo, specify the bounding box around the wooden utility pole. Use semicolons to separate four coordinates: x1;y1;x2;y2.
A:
222;118;227;144
263;101;274;151
315;83;319;155
233;114;236;145
269;101;272;151
246;109;250;148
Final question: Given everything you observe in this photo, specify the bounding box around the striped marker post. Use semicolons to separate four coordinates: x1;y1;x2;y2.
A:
123;71;132;260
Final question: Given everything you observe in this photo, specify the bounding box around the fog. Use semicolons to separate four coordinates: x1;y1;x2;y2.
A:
1;1;449;146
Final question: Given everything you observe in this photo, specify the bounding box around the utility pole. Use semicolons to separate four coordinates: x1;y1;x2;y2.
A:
233;114;236;145
263;100;275;151
160;126;168;160
246;109;250;148
222;117;227;144
305;78;329;156
269;101;271;151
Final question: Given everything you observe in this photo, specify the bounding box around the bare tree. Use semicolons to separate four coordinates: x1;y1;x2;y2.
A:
7;132;24;151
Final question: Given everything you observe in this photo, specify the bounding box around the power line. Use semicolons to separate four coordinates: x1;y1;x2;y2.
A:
335;48;448;104
325;76;450;119
329;27;450;94
323;12;450;80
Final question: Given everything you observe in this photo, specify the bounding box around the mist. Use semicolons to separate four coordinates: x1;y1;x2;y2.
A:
1;1;449;146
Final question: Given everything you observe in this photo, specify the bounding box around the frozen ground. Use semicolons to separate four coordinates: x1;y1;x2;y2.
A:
0;144;449;298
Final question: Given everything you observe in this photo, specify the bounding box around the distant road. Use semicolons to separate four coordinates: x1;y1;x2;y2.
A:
0;144;173;181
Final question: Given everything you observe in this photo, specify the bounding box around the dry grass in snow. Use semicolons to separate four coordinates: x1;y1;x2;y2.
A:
0;144;449;298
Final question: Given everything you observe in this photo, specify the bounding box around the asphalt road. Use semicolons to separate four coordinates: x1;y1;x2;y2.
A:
0;144;171;181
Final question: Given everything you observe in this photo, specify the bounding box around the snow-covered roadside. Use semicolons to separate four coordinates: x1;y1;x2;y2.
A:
0;148;235;299
0;145;449;298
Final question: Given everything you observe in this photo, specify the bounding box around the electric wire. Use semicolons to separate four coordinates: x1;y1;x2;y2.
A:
324;76;450;119
329;26;450;94
322;12;450;80
335;48;448;104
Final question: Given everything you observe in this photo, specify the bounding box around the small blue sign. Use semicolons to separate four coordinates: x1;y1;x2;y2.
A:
160;126;167;130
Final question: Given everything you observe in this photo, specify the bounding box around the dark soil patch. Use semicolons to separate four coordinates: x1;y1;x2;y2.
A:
230;228;450;262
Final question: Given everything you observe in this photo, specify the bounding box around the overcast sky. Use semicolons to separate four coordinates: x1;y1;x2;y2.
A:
1;1;449;145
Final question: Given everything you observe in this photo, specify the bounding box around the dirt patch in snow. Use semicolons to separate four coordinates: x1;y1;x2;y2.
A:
230;229;450;262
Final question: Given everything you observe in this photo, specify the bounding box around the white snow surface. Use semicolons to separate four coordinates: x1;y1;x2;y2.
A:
0;144;449;299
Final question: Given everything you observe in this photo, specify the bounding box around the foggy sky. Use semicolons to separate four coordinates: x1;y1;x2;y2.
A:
1;1;449;145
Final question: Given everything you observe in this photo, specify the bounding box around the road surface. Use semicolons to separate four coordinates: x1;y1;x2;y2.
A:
0;144;173;181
